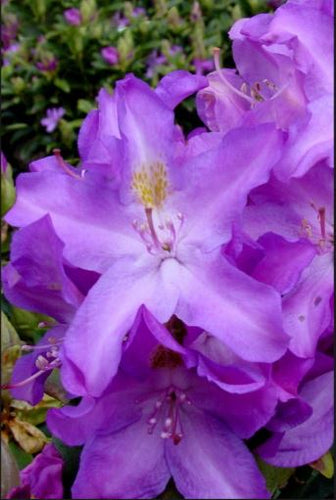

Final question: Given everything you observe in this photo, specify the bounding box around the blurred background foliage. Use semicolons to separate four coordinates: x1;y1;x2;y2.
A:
1;1;334;499
1;0;274;174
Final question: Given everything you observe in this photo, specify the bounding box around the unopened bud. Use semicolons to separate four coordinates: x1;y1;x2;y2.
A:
167;6;182;28
1;155;15;216
80;0;96;23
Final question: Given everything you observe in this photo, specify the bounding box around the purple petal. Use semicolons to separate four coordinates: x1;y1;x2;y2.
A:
71;418;169;499
155;70;207;110
3;215;82;321
61;257;179;396
258;371;334;466
166;408;269;498
5;170;143;273
175;253;288;363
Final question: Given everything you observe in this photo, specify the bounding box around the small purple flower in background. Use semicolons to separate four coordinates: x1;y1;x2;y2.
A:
63;7;82;26
36;56;58;73
7;444;64;499
101;46;119;66
112;12;129;31
2;42;20;66
41;107;65;133
132;7;146;17
1;14;19;50
169;45;183;56
193;57;215;75
145;50;167;78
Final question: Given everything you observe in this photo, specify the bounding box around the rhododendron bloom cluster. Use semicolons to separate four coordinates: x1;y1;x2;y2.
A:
4;1;333;498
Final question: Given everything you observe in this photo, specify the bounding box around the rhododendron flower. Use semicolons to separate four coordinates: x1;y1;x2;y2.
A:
47;308;274;499
197;0;333;180
41;107;65;133
6;75;289;398
7;444;63;499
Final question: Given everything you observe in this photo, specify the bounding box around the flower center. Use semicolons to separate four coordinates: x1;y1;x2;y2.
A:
1;336;63;391
212;47;288;107
132;207;184;256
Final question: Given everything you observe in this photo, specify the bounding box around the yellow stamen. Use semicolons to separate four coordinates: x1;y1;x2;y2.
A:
132;162;168;208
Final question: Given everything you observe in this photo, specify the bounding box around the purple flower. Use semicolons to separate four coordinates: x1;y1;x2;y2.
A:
2;213;99;404
7;444;63;499
112;12;129;31
169;44;183;56
36;56;58;73
6;74;288;398
145;50;167;78
47;309;271;499
63;8;82;26
197;1;333;179
132;7;146;17
40;107;65;132
101;46;119;66
1;15;19;50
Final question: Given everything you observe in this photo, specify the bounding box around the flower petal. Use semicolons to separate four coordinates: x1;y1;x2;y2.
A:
71;419;169;499
166;408;269;499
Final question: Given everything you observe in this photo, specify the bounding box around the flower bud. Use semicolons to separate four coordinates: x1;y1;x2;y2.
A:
1;153;15;216
167;6;182;28
80;0;96;23
11;76;25;94
153;0;168;16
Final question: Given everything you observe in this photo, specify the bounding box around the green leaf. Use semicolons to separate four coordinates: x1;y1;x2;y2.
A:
54;78;71;93
77;99;95;114
5;123;28;131
1;311;20;353
8;441;33;470
257;457;294;495
1;439;20;495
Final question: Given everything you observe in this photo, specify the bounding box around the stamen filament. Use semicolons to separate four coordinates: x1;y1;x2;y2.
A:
53;149;82;180
145;208;161;249
212;47;254;104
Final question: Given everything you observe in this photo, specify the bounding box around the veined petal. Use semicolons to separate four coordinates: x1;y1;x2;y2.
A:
175;253;288;363
166;408;269;499
176;124;284;251
61;257;179;397
71;419;169;499
5;170;143;273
